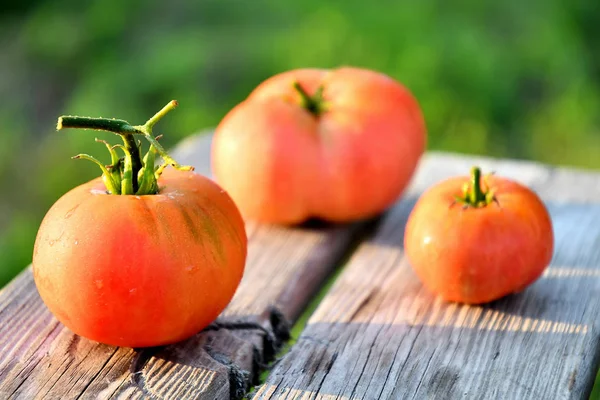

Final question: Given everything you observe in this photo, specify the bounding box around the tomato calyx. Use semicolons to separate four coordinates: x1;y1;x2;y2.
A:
452;166;498;209
56;100;194;196
293;81;327;117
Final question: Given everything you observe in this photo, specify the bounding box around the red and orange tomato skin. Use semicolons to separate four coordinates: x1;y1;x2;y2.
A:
404;175;554;304
32;170;247;348
212;67;427;224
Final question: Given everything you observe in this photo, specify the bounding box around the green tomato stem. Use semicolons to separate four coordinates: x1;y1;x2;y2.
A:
293;81;327;117
72;154;120;194
469;167;484;204
144;100;178;129
136;144;157;195
113;145;134;195
95;138;123;193
95;138;119;165
139;132;193;172
453;166;497;208
122;135;142;192
57;116;139;135
56;100;193;195
58;116;143;192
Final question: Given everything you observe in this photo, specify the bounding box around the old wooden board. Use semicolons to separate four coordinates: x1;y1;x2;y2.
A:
0;132;368;400
255;152;600;400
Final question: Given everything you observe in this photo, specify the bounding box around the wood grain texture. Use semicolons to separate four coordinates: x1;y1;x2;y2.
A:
0;131;367;400
254;152;600;400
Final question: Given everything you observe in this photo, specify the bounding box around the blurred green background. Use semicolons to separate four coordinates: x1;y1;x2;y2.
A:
1;0;600;287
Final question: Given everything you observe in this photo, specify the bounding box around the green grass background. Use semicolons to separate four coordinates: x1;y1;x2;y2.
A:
1;1;599;396
3;0;600;286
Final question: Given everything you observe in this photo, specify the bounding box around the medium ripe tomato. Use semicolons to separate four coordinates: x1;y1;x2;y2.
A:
404;167;554;304
212;67;426;224
33;102;247;348
33;170;246;347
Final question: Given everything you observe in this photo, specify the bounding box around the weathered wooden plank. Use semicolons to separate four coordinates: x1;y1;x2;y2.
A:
254;152;600;400
0;132;367;399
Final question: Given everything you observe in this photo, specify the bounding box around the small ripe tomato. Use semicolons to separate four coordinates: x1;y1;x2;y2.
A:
212;67;426;224
404;167;554;304
33;102;247;348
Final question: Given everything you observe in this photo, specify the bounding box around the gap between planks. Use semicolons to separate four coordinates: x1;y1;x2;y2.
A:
244;223;374;399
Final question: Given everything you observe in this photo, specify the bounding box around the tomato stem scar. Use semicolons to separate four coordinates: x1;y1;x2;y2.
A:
57;100;194;196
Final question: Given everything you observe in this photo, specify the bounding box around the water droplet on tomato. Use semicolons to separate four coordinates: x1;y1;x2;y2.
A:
135;196;141;200
129;288;137;294
74;240;78;245
95;280;104;289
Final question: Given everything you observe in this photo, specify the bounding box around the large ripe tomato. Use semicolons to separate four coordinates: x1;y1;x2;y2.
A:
212;67;426;224
33;169;246;347
404;167;554;304
33;101;247;348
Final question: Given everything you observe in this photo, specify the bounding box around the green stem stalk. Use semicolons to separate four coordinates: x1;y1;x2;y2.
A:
57;100;193;195
72;154;120;194
468;167;485;204
144;100;179;129
57;117;140;135
453;166;497;208
123;135;141;192
95;139;123;191
58;116;144;192
293;81;326;116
